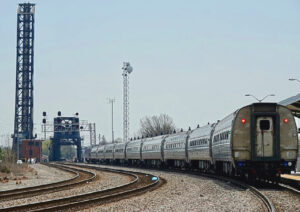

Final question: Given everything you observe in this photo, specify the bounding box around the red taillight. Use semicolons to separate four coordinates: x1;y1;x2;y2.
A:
241;118;246;124
283;118;288;123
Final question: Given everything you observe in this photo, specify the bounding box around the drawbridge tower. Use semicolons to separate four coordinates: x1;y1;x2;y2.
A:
49;115;82;162
13;3;35;158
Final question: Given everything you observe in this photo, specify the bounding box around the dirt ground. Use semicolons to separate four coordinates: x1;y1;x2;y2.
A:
0;163;73;191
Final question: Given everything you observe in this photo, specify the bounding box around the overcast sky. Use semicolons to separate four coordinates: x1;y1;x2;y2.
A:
0;0;299;146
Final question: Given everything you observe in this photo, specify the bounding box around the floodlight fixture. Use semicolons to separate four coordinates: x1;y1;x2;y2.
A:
245;94;275;102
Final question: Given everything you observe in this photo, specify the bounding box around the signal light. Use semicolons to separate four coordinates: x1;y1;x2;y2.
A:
283;118;288;123
241;118;246;124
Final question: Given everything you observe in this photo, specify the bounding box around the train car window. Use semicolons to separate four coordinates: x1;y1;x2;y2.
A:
260;120;270;130
35;142;39;146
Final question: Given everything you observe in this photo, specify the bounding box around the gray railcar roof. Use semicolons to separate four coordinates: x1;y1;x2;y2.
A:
143;135;165;145
279;93;300;118
189;124;215;139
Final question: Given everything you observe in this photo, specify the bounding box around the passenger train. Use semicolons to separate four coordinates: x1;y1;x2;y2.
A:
86;103;299;181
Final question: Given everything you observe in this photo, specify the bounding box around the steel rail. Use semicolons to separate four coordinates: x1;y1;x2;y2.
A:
92;164;275;212
226;178;275;212
174;170;276;212
0;163;96;201
278;183;300;195
0;163;161;212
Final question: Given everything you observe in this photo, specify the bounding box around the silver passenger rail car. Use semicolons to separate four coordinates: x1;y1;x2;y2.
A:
104;143;114;163
212;113;234;175
126;139;143;165
141;135;166;167
87;146;98;163
114;142;127;164
188;123;215;170
96;145;105;163
163;131;190;167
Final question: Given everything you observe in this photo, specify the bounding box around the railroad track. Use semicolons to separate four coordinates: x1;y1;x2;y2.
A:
219;177;275;212
278;183;300;195
85;164;276;212
0;163;96;202
0;163;161;212
167;170;275;212
279;176;300;196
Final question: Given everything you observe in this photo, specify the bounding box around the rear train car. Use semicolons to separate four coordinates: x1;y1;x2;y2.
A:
214;103;298;180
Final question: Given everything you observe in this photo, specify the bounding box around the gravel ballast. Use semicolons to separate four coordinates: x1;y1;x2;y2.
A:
82;165;267;212
261;189;300;212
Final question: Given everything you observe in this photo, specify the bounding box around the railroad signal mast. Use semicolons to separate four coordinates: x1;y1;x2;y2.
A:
42;111;96;161
122;62;133;143
13;3;35;159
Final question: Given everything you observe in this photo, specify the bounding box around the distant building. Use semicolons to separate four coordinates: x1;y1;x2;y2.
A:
22;139;42;162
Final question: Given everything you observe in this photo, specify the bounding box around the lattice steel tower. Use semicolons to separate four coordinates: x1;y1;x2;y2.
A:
13;3;35;156
122;62;133;143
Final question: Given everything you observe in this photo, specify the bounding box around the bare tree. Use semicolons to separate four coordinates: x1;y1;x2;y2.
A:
114;137;122;143
138;114;176;137
99;135;107;145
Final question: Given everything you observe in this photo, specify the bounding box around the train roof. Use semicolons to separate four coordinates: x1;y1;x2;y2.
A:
279;93;300;118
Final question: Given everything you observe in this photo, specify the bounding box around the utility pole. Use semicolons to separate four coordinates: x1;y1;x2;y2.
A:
108;98;115;143
88;123;96;146
122;62;133;143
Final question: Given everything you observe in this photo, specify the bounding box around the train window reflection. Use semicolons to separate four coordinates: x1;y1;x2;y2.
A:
260;120;270;131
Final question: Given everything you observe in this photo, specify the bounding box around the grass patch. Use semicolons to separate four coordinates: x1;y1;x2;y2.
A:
0;148;29;179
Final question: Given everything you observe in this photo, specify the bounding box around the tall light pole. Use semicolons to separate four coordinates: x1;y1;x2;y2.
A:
245;94;275;102
289;78;300;83
122;62;133;143
108;98;115;143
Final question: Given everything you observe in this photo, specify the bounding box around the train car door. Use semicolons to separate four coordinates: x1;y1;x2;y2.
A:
255;117;274;157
